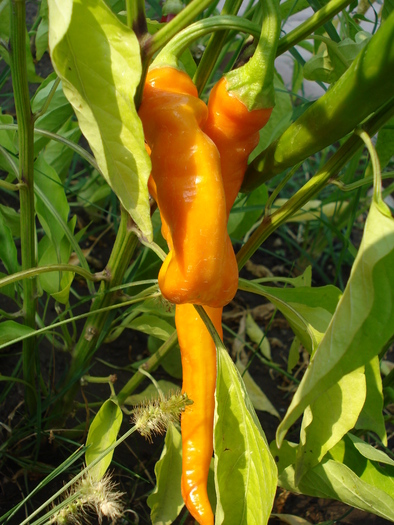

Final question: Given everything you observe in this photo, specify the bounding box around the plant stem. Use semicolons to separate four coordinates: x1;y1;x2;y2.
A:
50;208;140;424
145;0;216;59
127;0;147;36
9;0;37;414
116;330;178;405
276;0;353;56
0;264;107;289
236;98;394;269
193;0;244;94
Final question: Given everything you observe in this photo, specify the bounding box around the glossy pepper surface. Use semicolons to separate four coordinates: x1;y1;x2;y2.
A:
204;76;273;213
138;67;238;307
175;303;222;525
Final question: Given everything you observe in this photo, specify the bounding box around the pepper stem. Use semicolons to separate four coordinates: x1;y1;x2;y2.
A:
225;0;280;110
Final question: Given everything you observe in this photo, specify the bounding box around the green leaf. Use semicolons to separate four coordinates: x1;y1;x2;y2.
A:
271;515;313;525
236;359;280;418
249;74;293;161
0;321;35;345
127;314;175;341
228;185;268;241
0;272;16;301
279;458;394;522
347;434;394;467
38;222;76;304
48;0;153;240
355;357;387;444
214;346;277;525
0;0;9;39
245;313;271;360
31;75;74;154
0;213;18;275
36;0;49;60
34;155;70;244
147;424;184;525
42;118;81;181
0;112;17;154
294;367;366;483
304;33;371;84
0;204;21;238
382;0;394;21
239;280;341;354
276;198;394;447
287;336;301;372
85;398;123;482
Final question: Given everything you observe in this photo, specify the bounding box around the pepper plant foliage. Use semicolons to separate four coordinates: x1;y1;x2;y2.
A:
0;0;394;524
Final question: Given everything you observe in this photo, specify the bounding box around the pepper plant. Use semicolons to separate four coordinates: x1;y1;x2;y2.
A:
0;0;394;524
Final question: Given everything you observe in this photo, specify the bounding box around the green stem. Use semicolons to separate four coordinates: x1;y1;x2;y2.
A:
0;264;107;289
127;0;147;37
146;0;216;58
193;0;244;94
276;0;353;56
0;124;101;173
225;0;280;110
50;208;140;424
236;98;394;270
9;0;37;415
152;15;261;69
0;178;20;191
116;330;178;405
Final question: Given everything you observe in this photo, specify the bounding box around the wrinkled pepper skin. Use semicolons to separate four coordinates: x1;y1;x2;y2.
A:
204;76;273;214
175;303;222;525
138;68;238;307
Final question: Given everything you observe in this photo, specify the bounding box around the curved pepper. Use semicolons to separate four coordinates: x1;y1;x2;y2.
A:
175;303;222;525
204;76;273;214
138;67;238;308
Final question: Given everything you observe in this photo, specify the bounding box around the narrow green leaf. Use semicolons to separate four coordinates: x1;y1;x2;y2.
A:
271;515;313;525
35;155;70;244
85;399;123;482
228;185;268;241
355;357;387;444
128;314;175;341
42;118;81;181
239;280;341;354
0;112;17;154
347;434;394;467
274;437;394;521
277;199;394;447
32;76;74;154
236;359;280;418
214;346;277;525
36;0;49;60
0;204;21;238
295;367;366;482
245;313;271;360
0;213;18;275
0;321;35;345
147;424;184;525
0;272;15;301
48;0;152;240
